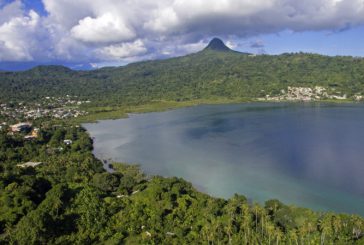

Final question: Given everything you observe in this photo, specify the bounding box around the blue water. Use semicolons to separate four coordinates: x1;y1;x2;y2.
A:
84;103;364;216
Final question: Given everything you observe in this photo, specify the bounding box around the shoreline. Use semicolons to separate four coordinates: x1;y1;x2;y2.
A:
83;102;364;216
74;98;363;124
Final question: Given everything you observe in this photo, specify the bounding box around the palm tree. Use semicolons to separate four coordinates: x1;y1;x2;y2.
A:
241;203;251;243
319;214;333;245
351;215;363;240
266;223;275;244
275;229;284;245
332;215;342;241
288;229;298;245
253;203;260;233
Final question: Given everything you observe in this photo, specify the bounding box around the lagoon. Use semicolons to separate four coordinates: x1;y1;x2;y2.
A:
84;103;364;215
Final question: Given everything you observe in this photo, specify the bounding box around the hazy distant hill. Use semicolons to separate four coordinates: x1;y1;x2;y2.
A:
1;38;364;105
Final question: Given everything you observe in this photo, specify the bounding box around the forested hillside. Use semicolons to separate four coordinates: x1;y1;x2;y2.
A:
0;125;363;244
1;39;364;107
1;39;364;243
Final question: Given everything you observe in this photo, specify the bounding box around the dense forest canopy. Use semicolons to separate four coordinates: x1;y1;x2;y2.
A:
1;39;364;106
0;125;363;244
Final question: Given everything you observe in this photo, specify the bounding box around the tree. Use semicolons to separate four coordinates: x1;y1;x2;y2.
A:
319;214;333;245
92;172;120;192
73;186;108;242
12;184;67;244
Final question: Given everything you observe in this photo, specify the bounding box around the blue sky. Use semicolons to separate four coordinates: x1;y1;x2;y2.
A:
21;0;46;15
259;26;364;56
1;0;364;70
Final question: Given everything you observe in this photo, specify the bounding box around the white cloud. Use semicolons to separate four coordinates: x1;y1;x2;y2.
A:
42;0;93;28
250;40;265;49
96;39;147;60
0;7;45;61
157;40;207;57
144;7;179;33
1;0;364;63
0;0;23;24
71;13;135;43
226;40;237;49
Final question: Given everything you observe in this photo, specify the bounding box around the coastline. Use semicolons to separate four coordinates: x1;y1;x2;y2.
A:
83;101;364;216
73;98;362;124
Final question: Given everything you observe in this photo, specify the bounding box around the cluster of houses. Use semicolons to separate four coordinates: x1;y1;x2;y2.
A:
0;96;89;121
7;123;75;168
7;122;75;146
1;98;84;170
259;86;355;102
10;122;32;132
7;122;40;140
44;95;91;106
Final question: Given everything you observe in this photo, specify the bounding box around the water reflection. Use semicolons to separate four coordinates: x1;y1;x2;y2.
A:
84;103;364;215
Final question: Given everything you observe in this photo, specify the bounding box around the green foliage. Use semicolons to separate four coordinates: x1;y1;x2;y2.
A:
0;125;364;244
73;186;108;242
12;184;69;244
2;51;364;108
1;48;364;243
92;172;120;192
0;114;363;244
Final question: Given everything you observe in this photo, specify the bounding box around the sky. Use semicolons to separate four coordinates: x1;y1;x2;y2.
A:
1;0;364;70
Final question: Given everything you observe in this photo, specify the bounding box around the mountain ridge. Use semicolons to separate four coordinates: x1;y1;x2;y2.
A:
20;38;240;72
204;37;232;52
1;39;364;105
6;38;358;73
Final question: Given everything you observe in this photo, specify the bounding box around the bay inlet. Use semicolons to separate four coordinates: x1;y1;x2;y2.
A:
84;103;364;216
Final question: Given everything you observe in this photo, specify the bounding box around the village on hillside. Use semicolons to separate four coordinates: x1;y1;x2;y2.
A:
0;95;90;142
0;95;89;122
259;86;363;102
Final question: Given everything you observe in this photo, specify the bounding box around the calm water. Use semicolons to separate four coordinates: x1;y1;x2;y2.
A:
84;103;364;215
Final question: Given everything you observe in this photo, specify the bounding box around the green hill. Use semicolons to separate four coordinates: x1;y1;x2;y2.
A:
1;38;364;106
